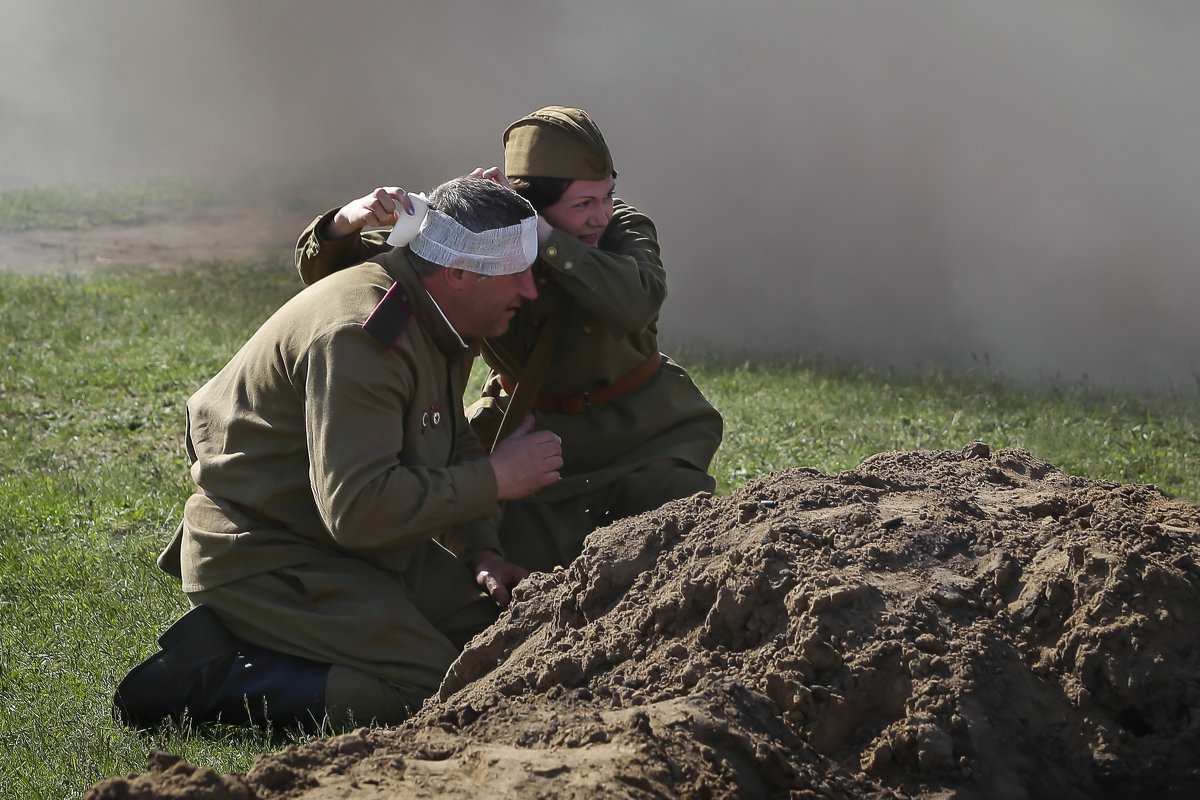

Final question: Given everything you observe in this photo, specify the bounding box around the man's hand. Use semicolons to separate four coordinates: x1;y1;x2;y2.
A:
469;549;530;607
468;166;513;190
489;415;562;499
323;187;417;240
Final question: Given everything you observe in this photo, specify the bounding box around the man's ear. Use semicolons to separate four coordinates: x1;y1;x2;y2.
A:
443;267;474;290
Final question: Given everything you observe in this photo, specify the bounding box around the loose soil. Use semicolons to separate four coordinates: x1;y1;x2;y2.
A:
88;445;1200;800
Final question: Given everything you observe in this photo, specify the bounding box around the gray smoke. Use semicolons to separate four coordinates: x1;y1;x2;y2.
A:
4;0;1198;390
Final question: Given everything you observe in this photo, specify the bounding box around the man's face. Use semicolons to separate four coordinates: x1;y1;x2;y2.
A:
541;176;616;245
459;265;539;338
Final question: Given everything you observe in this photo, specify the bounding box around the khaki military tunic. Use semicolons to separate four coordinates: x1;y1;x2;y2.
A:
296;200;723;573
160;250;501;722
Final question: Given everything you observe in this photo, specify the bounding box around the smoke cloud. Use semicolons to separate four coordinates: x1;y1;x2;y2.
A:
4;0;1198;390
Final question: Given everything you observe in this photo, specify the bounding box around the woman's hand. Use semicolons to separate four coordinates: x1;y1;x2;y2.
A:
323;187;416;240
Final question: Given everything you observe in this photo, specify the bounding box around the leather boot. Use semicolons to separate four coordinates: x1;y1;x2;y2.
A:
114;605;239;728
201;643;329;730
114;605;330;730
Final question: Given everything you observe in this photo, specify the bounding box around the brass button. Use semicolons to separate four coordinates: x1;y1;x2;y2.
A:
563;261;574;270
546;246;558;258
582;325;593;334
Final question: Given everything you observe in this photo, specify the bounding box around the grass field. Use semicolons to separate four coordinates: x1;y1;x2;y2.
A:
1;187;1198;798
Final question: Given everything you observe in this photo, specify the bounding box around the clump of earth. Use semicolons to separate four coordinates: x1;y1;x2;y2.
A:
89;444;1200;799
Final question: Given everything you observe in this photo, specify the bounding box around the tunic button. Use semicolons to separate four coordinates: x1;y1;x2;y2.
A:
546;246;558;258
583;325;593;334
563;261;573;270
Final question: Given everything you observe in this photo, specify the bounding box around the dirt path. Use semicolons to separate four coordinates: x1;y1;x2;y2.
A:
89;445;1200;799
0;206;298;273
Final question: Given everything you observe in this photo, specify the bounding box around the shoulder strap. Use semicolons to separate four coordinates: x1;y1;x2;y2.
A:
362;282;413;348
491;303;568;449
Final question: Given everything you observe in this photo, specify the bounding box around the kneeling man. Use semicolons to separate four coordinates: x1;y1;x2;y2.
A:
115;176;562;729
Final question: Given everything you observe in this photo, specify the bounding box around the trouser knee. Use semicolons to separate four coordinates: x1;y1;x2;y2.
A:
324;663;437;727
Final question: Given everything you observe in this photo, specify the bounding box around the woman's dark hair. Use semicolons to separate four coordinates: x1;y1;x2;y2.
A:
508;176;573;212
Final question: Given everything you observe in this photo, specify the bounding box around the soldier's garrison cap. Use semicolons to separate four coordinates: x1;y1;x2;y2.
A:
503;106;614;181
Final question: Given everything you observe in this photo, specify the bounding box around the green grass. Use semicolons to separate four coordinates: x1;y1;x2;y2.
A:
1;260;314;798
1;219;1198;798
686;354;1199;500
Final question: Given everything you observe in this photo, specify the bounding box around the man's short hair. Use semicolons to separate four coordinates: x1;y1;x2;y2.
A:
430;176;535;233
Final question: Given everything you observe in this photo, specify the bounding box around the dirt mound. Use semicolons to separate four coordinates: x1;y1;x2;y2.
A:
90;445;1200;799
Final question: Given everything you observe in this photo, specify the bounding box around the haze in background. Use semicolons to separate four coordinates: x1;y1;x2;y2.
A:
4;0;1198;390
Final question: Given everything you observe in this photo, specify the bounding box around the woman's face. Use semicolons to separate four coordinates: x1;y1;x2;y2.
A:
540;176;616;246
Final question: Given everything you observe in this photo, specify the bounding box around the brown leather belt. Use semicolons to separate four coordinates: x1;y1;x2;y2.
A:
498;353;663;414
196;487;284;527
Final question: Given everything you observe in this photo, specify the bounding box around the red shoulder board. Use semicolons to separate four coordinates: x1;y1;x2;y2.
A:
362;282;412;348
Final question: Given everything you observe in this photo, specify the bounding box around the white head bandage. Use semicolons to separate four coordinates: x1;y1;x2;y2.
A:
386;193;538;276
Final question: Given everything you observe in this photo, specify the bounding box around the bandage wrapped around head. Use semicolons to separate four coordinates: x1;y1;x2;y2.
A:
387;193;538;276
503;106;614;180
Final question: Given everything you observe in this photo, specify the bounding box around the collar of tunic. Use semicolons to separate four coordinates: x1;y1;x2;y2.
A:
375;249;477;358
